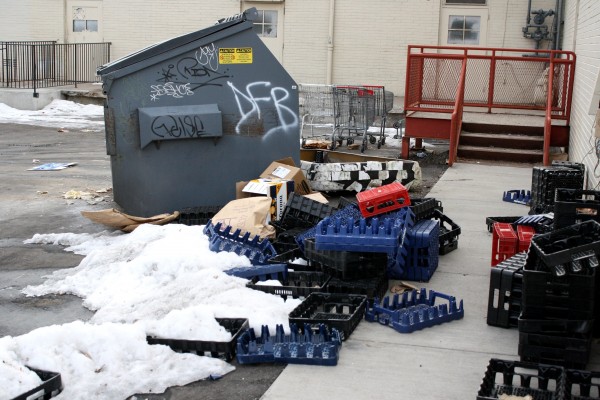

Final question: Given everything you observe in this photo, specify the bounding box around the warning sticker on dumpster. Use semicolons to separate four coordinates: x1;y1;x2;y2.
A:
219;48;253;64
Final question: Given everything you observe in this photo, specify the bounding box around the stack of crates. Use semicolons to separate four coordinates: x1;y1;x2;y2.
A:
487;252;525;328
529;163;584;215
518;220;600;369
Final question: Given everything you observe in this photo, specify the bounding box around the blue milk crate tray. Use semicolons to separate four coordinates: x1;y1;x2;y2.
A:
476;358;566;400
503;189;532;205
398;219;440;282
288;293;367;341
204;221;277;265
224;263;288;281
365;288;464;333
146;318;249;362
246;270;331;300
236;323;342;366
11;367;62;400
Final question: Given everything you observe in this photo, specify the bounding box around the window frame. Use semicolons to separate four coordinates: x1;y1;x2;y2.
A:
447;15;481;45
252;9;278;38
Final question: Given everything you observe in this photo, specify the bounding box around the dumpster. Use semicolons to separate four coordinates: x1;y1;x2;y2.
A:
97;8;300;217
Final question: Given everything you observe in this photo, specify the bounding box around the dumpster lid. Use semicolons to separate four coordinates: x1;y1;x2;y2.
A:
97;8;259;76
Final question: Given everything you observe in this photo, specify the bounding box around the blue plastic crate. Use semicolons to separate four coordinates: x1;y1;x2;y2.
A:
236;323;342;366
314;207;414;253
206;222;277;265
365;289;464;333
503;189;532;205
400;219;440;282
224;263;288;281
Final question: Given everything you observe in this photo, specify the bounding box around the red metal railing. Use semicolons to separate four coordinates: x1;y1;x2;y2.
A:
404;45;576;165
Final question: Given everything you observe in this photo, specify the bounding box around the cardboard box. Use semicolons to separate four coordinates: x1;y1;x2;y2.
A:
260;157;312;195
236;178;294;221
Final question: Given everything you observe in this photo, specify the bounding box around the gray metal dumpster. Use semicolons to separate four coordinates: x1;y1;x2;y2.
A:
97;8;300;217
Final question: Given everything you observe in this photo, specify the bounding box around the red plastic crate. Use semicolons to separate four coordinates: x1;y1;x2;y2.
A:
356;182;411;218
491;222;518;266
517;225;536;253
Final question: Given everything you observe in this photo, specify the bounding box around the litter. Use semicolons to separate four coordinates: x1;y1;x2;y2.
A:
28;162;77;171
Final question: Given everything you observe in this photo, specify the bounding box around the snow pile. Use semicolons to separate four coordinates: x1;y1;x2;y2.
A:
0;100;104;129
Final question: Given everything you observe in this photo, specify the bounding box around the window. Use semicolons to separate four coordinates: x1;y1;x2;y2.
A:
445;0;486;4
447;15;480;45
73;19;98;32
253;10;277;38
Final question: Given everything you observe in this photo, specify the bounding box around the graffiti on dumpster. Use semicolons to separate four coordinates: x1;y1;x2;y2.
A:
227;81;298;138
150;82;193;101
150;115;206;139
151;43;229;101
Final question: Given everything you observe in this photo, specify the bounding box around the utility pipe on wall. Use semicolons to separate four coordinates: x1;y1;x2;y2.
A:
326;0;335;84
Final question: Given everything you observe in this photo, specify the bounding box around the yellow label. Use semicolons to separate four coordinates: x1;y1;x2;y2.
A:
219;47;253;64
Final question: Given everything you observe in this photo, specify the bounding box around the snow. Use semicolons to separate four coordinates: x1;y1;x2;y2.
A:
0;99;422;399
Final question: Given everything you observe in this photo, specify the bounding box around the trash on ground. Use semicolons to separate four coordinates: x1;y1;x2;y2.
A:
81;208;180;232
211;197;275;239
28;162;77;171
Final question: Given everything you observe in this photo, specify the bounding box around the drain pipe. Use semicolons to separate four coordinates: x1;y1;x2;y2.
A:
326;0;335;84
526;0;532;26
555;0;563;50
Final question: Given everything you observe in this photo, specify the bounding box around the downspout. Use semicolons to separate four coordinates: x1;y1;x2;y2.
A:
326;0;335;84
526;0;532;26
555;0;563;50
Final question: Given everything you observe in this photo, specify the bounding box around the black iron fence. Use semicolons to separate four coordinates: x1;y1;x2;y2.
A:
0;41;111;93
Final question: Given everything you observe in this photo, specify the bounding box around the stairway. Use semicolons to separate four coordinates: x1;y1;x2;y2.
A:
457;122;544;163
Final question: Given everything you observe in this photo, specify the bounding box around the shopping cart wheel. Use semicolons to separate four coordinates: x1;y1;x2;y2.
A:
369;135;376;145
381;137;386;145
377;141;382;149
337;139;344;147
347;138;354;145
360;143;366;153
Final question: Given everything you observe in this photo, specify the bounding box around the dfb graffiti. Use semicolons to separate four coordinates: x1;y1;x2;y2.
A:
227;81;298;138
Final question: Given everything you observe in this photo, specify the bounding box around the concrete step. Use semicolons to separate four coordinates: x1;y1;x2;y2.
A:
460;131;543;150
457;145;543;163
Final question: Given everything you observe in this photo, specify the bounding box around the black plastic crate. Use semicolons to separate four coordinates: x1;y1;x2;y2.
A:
11;368;62;400
519;331;592;369
303;238;387;280
432;209;460;255
554;189;600;229
278;192;337;230
271;227;305;254
325;273;388;302
485;216;521;233
246;270;331;299
518;316;594;335
267;248;322;272
528;220;600;276
531;166;584;213
146;318;249;362
487;252;525;328
566;369;600;400
176;205;223;226
409;197;441;222
477;358;566;400
288;292;367;341
552;160;586;175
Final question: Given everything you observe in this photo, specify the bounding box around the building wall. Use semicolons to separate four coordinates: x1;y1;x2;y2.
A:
0;0;64;42
562;0;600;188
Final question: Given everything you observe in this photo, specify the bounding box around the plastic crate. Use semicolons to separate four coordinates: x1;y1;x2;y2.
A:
432;209;460;255
519;331;592;369
491;223;518;267
303;238;387;280
325;273;388;302
528;220;600;276
393;219;440;282
246;270;331;299
356;181;411;218
146;318;249;362
236;323;342;366
565;369;600;400
267;248;322;272
11;368;62;400
485;216;521;233
365;288;464;333
476;358;566;400
517;225;536;253
554;188;600;230
518;317;594;335
288;293;367;341
531;165;584;213
224;263;288;281
503;189;532;205
205;222;277;265
410;197;443;222
271;227;304;254
278;192;337;230
487;252;525;328
176;205;223;226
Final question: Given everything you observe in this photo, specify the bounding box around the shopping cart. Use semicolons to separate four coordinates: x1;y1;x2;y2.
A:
331;85;377;153
361;85;394;148
298;83;335;144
